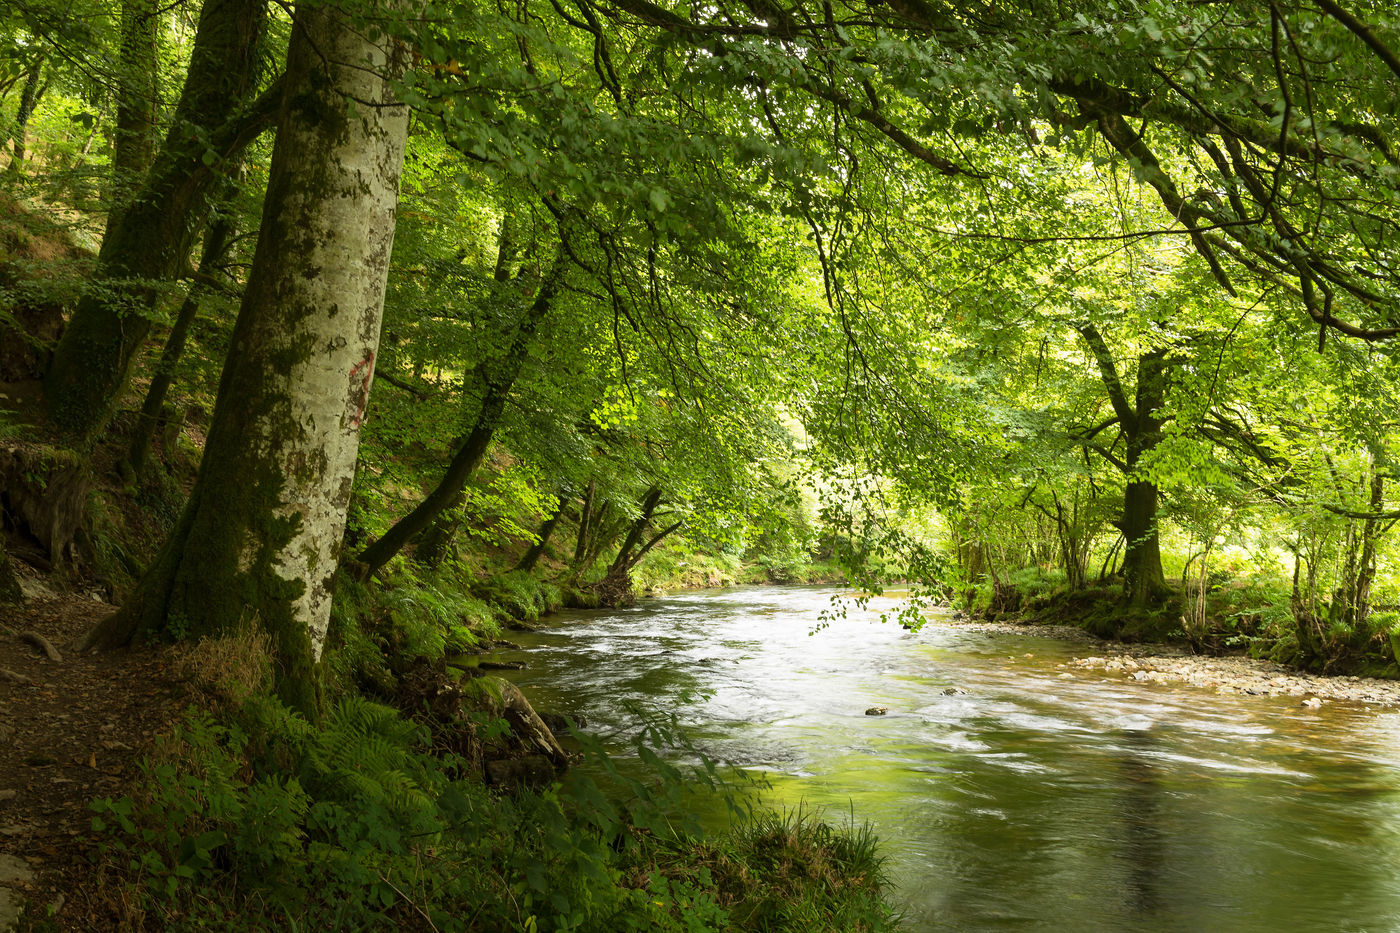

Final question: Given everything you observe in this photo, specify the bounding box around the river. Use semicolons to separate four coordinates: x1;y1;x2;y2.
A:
497;585;1400;931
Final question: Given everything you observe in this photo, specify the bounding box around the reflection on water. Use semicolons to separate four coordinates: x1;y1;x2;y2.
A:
502;586;1400;931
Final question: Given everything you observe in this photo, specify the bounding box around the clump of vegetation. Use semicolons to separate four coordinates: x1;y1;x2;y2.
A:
475;569;564;624
169;624;273;710
89;696;899;932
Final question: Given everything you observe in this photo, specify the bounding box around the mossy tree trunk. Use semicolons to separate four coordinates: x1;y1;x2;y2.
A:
44;0;273;440
512;497;564;573
1120;349;1168;607
110;0;160;215
595;487;683;606
4;54;48;172
573;479;596;564
79;5;411;717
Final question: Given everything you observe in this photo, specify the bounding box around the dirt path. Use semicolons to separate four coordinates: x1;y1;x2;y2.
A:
0;594;183;931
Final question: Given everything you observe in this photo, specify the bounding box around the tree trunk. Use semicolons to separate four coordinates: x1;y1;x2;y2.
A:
1353;472;1384;625
1121;349;1168;607
110;0;161;215
5;55;48;172
78;6;411;718
1120;479;1165;605
1076;324;1169;608
412;492;464;569
125;211;236;475
594;487;666;606
353;247;566;576
608;487;663;577
573;479;595;564
513;498;564;573
44;0;272;440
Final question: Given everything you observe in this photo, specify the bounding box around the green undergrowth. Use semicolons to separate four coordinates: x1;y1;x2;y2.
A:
633;543;742;594
737;558;847;586
327;567;502;695
473;568;564;623
87;690;900;932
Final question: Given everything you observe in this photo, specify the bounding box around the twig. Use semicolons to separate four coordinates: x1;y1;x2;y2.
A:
377;873;441;932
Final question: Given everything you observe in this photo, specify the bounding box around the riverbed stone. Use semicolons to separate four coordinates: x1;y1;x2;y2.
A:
1069;649;1400;707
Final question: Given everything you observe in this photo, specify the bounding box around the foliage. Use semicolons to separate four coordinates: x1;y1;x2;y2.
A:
326;569;502;696
90;696;898;932
474;569;564;623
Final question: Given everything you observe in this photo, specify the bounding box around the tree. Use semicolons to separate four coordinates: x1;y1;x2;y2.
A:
1075;323;1170;607
352;212;571;577
44;0;275;440
80;1;411;716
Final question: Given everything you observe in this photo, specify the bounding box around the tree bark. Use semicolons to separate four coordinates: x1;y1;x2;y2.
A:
79;4;411;717
513;498;564;573
44;0;272;440
1120;348;1168;606
593;487;671;606
1076;324;1168;607
573;479;595;564
608;487;663;576
110;0;161;215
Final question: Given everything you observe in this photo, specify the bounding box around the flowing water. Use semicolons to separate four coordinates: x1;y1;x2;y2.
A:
497;586;1400;931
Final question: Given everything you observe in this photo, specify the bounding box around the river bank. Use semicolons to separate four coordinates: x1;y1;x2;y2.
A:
935;615;1400;708
502;585;1400;932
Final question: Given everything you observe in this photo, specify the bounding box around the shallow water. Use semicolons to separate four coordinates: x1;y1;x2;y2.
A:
501;586;1400;931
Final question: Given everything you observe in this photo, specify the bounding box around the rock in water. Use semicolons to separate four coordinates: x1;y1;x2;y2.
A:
865;706;888;716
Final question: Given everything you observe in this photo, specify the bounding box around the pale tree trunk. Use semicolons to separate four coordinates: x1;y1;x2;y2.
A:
79;4;411;717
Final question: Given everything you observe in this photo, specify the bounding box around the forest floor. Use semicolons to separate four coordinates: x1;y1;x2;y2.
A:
0;580;185;932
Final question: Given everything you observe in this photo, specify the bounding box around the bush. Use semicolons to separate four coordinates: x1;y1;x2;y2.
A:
91;697;900;932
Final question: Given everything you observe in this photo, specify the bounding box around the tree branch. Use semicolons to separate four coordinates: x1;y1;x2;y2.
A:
1074;323;1136;431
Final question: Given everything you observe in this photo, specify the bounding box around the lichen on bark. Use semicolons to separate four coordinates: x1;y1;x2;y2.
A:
80;2;413;718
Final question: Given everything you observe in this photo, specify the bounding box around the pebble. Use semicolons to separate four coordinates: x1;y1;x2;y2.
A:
1071;653;1400;707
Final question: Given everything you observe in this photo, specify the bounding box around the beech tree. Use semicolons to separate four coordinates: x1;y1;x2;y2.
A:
80;1;411;715
43;0;274;440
